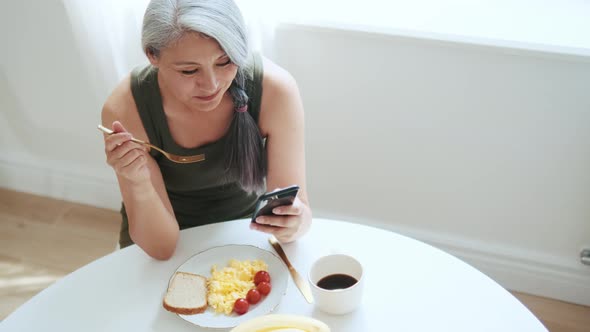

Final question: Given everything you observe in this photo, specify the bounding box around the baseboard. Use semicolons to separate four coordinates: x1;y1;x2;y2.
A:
0;157;120;210
316;211;590;306
427;233;590;307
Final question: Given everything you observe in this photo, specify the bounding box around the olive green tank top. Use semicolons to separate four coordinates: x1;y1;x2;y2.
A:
118;54;264;248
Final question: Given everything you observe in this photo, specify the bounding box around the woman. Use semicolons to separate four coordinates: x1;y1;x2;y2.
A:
101;0;311;260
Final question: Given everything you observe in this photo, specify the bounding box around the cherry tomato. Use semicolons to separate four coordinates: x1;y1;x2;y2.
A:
233;298;249;315
246;289;262;304
257;281;272;296
254;271;271;285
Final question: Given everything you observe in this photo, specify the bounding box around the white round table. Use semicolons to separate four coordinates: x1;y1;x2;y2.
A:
0;218;547;331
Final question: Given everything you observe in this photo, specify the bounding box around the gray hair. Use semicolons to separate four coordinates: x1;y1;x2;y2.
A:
141;0;266;193
142;0;249;64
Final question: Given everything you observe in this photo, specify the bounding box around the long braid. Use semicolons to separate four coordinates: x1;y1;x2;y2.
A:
225;70;266;193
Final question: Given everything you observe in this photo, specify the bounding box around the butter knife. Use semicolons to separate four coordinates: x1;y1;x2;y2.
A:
268;236;314;304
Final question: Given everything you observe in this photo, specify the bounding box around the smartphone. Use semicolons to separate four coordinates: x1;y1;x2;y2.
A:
251;185;300;223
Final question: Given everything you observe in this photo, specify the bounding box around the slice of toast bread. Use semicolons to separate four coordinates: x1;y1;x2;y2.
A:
163;271;208;315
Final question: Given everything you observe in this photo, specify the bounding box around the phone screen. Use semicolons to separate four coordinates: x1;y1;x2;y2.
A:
251;185;300;223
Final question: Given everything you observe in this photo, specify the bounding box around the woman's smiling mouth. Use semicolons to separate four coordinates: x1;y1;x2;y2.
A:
194;90;220;101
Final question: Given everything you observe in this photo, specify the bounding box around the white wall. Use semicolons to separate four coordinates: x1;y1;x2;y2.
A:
270;24;590;306
1;2;589;305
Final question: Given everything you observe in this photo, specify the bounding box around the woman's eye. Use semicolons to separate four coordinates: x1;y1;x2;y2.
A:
217;60;232;67
181;69;198;75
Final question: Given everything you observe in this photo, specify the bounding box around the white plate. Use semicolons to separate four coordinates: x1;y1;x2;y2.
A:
170;244;289;329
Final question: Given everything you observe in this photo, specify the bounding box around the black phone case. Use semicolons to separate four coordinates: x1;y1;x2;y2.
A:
251;185;300;223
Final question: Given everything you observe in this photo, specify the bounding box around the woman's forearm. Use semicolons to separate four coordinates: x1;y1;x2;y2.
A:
122;180;179;260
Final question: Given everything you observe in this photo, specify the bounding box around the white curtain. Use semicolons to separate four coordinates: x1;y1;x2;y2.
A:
234;0;282;57
61;0;150;97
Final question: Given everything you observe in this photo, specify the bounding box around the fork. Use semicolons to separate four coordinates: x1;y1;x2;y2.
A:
97;124;205;164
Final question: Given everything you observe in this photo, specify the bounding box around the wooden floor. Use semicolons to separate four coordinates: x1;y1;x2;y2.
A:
1;188;589;331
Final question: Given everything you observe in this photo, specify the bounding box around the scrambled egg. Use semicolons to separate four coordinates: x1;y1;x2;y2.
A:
207;259;268;315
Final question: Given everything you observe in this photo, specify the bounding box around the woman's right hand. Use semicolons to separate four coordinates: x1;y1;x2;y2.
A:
104;121;150;184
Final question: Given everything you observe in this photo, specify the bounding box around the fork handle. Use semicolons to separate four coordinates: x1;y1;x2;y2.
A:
97;124;148;145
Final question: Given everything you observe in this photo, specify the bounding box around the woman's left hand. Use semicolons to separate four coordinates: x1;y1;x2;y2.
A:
250;196;312;243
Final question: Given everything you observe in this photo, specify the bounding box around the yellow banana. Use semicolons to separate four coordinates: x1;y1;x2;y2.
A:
230;314;330;332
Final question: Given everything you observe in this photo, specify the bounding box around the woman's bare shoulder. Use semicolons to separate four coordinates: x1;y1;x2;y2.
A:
259;56;304;134
260;56;299;96
101;74;148;140
259;56;301;112
103;75;133;116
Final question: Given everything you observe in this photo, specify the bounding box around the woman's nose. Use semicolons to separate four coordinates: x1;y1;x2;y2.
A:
196;70;218;93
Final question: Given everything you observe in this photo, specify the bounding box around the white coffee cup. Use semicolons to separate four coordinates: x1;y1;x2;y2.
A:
308;254;364;315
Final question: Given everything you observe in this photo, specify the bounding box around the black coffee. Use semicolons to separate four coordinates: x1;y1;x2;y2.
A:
317;274;358;290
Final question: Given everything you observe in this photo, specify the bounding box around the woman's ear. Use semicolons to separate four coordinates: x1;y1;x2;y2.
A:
146;47;160;67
